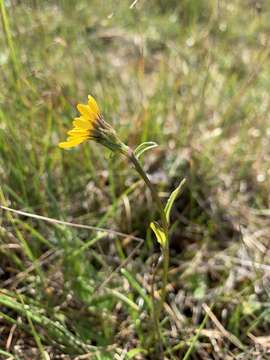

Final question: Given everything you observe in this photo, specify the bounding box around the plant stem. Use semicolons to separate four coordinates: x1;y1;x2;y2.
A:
128;149;169;348
128;151;167;230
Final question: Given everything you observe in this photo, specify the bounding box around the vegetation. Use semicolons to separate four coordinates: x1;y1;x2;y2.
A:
1;0;270;358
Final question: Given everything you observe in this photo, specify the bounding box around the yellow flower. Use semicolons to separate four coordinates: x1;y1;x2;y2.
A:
59;95;129;155
59;95;100;149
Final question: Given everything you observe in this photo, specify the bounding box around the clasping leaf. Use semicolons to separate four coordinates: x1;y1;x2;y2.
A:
150;221;167;247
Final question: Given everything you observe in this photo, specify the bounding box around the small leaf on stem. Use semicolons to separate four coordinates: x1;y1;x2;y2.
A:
134;141;158;159
164;178;186;224
150;221;167;247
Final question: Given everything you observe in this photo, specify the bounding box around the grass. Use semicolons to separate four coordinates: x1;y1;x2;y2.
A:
1;0;270;358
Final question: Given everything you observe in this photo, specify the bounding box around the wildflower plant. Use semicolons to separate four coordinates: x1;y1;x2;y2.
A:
59;95;129;155
59;95;186;346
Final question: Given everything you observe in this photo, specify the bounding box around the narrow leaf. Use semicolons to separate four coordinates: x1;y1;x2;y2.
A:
134;141;158;159
150;221;166;247
127;348;147;359
165;178;186;223
121;269;152;310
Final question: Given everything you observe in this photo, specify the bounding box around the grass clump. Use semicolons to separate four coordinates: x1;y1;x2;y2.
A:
1;0;270;359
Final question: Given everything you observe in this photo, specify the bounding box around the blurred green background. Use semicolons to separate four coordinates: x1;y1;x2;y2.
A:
1;0;270;359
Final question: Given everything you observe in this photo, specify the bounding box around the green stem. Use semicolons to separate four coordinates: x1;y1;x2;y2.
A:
128;150;169;348
129;151;167;229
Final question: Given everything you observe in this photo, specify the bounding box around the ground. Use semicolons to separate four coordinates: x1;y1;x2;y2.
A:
1;0;270;359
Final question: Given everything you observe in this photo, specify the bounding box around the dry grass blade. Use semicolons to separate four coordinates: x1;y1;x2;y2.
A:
202;304;245;351
0;205;143;242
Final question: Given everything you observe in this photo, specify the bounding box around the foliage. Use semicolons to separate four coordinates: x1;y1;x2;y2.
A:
1;0;270;358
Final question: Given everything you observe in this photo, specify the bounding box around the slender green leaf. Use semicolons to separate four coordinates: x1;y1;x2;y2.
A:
121;268;152;310
164;178;186;223
107;289;139;312
18;294;47;360
0;349;19;360
126;348;148;359
182;304;211;360
134;141;158;159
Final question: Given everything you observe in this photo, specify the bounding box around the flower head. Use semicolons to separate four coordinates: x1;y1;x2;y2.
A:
59;95;129;155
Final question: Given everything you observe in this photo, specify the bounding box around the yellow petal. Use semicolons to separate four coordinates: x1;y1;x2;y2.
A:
88;95;100;115
58;137;87;149
72;118;93;130
67;134;88;141
77;104;96;121
67;129;88;136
